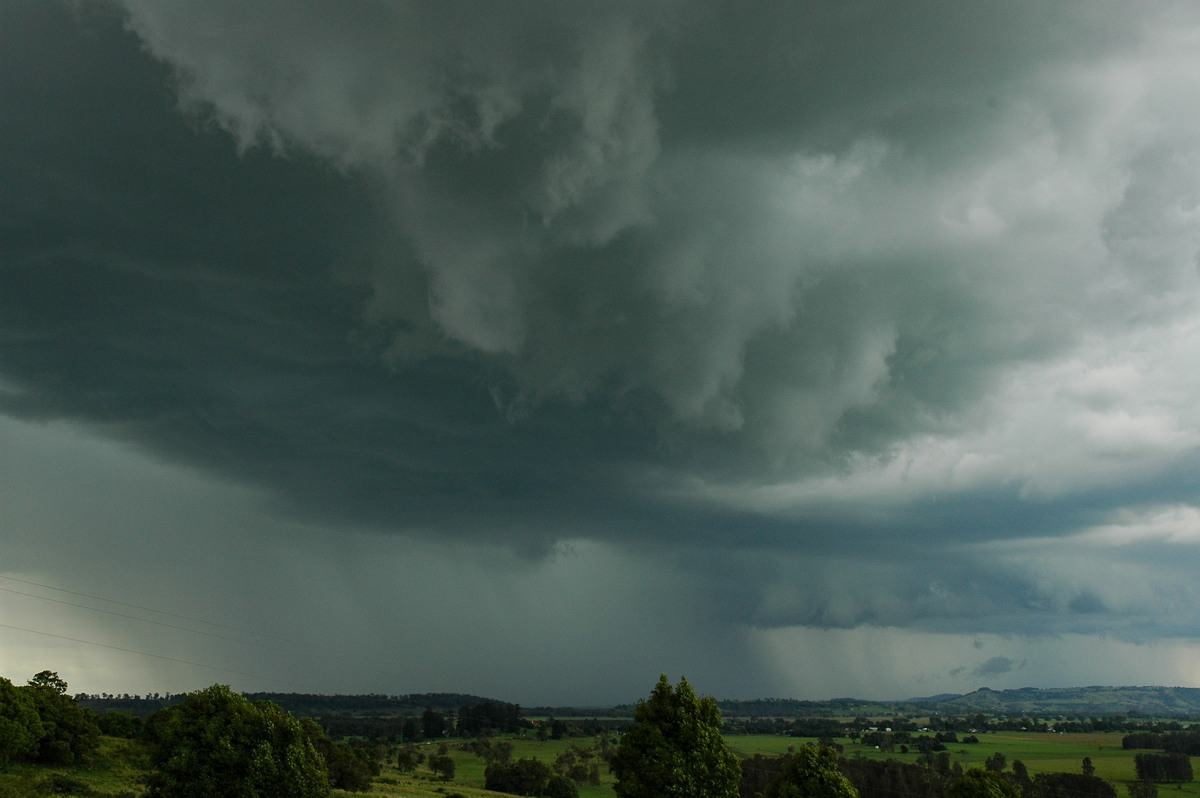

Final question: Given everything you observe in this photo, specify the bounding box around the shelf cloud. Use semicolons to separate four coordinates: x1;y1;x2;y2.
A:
4;0;1200;703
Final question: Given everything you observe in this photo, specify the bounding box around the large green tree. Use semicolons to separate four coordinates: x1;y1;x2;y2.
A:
764;744;859;798
0;677;42;767
947;769;1022;798
609;674;741;798
145;684;330;798
22;671;100;765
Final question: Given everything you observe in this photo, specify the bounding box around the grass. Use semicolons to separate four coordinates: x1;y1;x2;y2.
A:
5;730;1194;798
360;736;618;798
751;732;1200;798
0;736;149;797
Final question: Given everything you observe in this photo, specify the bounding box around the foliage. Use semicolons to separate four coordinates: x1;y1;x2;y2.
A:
486;756;552;795
36;773;92;794
423;709;448;740
27;672;68;695
763;745;859;798
396;745;422;773
457;700;524;737
428;750;456;781
609;674;741;798
467;736;514;764
1128;781;1158;798
946;769;1022;798
552;743;601;785
96;711;142;739
840;755;948;798
22;673;101;765
1134;752;1194;783
145;684;330;798
545;773;580;798
1031;772;1117;798
0;677;42;767
302;721;377;792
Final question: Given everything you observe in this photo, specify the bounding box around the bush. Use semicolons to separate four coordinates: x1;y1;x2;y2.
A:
145;684;330;798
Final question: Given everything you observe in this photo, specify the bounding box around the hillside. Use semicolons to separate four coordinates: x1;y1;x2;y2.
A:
78;685;1200;721
906;686;1200;717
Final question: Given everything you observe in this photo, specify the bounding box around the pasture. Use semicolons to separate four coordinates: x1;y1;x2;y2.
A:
3;729;1189;798
365;736;618;798
744;731;1200;798
363;730;1197;798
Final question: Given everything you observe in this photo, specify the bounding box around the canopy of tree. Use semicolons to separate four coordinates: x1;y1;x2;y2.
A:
947;769;1023;798
0;672;99;768
763;744;859;798
609;674;741;798
145;684;331;798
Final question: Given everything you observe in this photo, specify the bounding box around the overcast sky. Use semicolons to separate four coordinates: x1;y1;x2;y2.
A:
5;0;1200;706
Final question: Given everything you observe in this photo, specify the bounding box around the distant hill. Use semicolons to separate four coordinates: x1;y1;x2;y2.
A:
79;685;1200;721
905;686;1200;717
79;691;497;718
708;687;1200;719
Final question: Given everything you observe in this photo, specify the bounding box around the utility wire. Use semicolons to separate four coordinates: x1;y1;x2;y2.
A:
0;573;336;653
0;585;275;651
0;622;314;690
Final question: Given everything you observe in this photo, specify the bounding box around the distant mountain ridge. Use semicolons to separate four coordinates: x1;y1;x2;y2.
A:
78;691;497;718
709;687;1200;718
903;686;1200;717
79;685;1200;720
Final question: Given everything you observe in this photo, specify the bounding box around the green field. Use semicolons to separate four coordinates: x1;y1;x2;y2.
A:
1;731;1194;798
731;732;1200;798
360;731;1200;798
367;736;618;798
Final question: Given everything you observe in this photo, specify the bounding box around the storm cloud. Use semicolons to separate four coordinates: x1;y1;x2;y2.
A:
4;0;1200;702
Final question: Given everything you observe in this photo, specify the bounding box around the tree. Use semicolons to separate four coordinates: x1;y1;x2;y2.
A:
545;773;580;798
22;673;100;765
145;684;330;798
428;751;456;781
396;745;422;773
1135;753;1193;784
0;677;42;767
609;674;741;798
486;757;553;795
947;769;1022;798
1031;772;1116;798
422;708;446;739
97;710;142;739
301;719;376;793
764;744;859;798
27;671;68;694
1083;757;1096;777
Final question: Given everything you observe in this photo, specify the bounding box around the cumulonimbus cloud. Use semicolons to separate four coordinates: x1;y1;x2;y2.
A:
6;0;1200;647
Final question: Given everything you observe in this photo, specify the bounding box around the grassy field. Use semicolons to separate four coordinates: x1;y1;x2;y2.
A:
364;736;617;798
731;731;1200;798
0;736;150;797
366;731;1198;798
1;731;1192;798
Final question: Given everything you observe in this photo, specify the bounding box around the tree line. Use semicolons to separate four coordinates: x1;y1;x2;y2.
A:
9;670;1200;798
0;672;384;796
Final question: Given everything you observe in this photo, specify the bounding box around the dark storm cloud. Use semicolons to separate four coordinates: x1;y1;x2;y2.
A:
6;0;1200;658
973;656;1023;679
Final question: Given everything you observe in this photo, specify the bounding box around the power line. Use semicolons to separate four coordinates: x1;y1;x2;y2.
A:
0;622;314;690
0;585;275;651
0;573;335;653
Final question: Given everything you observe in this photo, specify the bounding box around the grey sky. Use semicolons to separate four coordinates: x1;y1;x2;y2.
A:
4;0;1200;705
